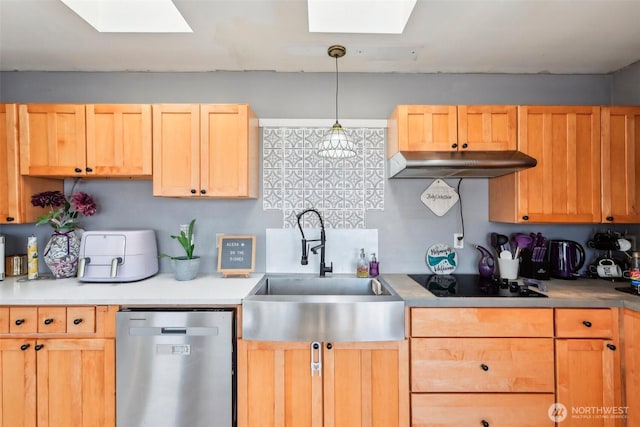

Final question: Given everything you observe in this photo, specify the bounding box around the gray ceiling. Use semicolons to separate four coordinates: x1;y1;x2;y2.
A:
1;0;640;74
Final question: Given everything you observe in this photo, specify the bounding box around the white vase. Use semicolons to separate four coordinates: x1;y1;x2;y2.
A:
172;256;201;281
43;230;81;279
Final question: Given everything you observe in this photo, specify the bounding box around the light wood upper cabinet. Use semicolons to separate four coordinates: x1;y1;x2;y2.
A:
237;340;409;427
387;105;517;157
490;106;601;223
19;104;87;176
153;104;258;198
85;104;152;177
1;104;63;224
457;105;517;151
19;103;152;178
601;106;640;223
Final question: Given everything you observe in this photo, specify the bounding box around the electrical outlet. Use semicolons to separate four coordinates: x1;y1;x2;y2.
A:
454;233;464;249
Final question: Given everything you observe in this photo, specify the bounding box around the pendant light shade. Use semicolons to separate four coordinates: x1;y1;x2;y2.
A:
318;45;356;159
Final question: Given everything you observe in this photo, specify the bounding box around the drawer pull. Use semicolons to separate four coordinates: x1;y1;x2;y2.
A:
73;318;83;325
35;344;44;351
582;320;592;327
607;343;617;351
44;318;54;325
326;343;333;350
15;319;25;326
481;420;489;427
480;363;489;371
20;344;30;351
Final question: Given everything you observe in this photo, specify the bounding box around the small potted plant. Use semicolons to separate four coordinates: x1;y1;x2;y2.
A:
159;219;200;281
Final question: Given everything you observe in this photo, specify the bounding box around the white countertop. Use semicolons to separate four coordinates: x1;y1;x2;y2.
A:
0;273;264;305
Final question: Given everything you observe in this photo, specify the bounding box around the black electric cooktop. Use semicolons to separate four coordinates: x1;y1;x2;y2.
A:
409;274;548;298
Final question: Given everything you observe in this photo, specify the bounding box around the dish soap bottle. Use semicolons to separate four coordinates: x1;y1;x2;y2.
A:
630;252;640;294
369;253;379;277
357;248;369;278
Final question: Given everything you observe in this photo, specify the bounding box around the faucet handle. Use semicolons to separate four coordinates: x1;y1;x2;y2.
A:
323;262;333;274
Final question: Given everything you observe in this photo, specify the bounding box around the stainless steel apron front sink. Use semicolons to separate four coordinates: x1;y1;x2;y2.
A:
242;275;405;342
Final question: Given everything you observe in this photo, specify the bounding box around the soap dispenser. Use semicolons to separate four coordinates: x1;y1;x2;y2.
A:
369;253;379;277
357;248;369;278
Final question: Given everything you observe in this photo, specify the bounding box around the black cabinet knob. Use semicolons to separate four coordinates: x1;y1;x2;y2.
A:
6;217;14;222
15;319;24;326
451;143;458;149
481;420;490;427
200;189;206;194
313;343;319;350
35;344;44;351
74;167;82;173
44;318;53;325
480;364;489;371
583;320;592;328
20;344;30;351
522;215;529;221
73;318;83;325
606;216;614;221
190;189;197;194
462;143;468;149
326;343;333;350
607;343;617;351
86;167;93;173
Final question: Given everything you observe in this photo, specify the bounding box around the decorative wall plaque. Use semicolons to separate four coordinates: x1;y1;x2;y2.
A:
420;179;459;216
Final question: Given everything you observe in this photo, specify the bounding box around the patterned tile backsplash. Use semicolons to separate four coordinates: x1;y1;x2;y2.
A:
263;126;385;228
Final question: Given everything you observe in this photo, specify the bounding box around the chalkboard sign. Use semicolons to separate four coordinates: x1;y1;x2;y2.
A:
217;235;256;277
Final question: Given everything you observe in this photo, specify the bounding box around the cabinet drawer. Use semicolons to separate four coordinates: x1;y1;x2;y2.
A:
66;306;96;333
411;393;555;426
555;308;616;338
0;308;8;333
9;307;38;333
38;306;67;333
411;338;554;392
411;308;553;337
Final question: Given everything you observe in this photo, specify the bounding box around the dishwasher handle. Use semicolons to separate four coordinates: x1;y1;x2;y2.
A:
161;327;187;334
128;326;219;336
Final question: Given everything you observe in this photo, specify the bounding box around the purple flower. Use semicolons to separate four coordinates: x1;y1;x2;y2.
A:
71;192;97;216
31;191;66;208
31;190;98;231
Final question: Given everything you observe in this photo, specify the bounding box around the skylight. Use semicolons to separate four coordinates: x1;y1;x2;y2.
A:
60;0;193;33
307;0;417;34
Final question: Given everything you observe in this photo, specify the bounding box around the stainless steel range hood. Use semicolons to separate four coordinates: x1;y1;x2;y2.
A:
388;150;537;178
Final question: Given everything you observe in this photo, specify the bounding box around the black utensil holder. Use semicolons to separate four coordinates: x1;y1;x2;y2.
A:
519;248;550;280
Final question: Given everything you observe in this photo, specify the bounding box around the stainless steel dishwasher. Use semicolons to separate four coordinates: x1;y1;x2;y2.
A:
116;308;235;427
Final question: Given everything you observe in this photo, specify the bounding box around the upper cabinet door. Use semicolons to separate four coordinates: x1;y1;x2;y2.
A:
200;104;258;198
19;104;86;176
152;104;201;197
388;105;458;154
517;106;601;223
457;105;517;151
601;107;640;223
86;104;152;177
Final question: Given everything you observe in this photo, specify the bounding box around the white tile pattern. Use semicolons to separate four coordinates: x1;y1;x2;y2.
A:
263;126;385;228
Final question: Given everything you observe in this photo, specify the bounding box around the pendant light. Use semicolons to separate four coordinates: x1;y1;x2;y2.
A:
318;45;356;158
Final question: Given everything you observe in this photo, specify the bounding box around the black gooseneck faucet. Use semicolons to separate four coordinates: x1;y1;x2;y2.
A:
296;208;333;277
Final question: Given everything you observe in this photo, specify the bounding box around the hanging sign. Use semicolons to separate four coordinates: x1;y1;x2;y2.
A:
421;179;459;216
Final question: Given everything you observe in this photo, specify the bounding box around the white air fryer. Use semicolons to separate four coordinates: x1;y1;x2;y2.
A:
77;230;158;282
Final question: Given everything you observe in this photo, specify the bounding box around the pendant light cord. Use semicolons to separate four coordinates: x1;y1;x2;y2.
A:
334;54;339;124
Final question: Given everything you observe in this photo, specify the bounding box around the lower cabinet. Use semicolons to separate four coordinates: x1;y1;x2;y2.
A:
410;308;555;427
237;339;409;427
623;309;640;426
555;308;622;427
0;306;116;427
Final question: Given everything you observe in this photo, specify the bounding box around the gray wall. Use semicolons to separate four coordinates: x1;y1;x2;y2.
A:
1;71;638;275
611;60;640;105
